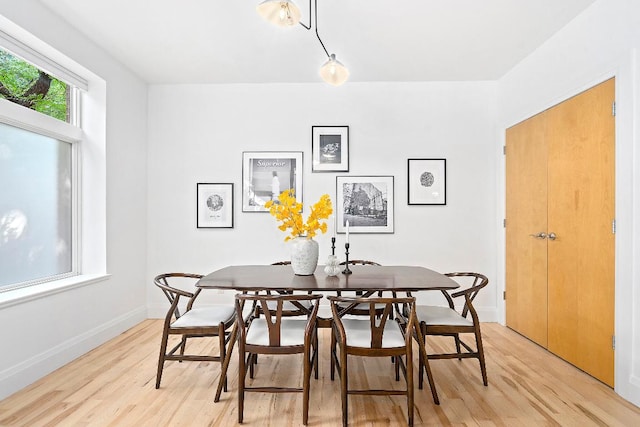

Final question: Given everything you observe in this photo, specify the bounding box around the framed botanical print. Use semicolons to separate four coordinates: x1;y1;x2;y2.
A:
408;158;446;205
312;126;349;172
242;151;303;212
336;175;394;234
197;183;234;228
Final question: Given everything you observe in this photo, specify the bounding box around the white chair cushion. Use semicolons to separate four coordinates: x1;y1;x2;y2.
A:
246;318;310;346
340;319;406;348
172;306;235;328
416;305;473;327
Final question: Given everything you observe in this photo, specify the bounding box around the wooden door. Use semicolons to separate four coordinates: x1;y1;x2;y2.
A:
505;112;549;347
546;78;615;386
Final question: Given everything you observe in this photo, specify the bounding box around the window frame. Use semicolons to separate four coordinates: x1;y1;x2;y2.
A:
0;20;109;297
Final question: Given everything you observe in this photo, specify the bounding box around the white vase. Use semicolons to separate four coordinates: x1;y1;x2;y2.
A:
324;254;341;276
290;236;319;276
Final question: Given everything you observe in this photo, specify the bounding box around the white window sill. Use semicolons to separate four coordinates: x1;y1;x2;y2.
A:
0;274;110;309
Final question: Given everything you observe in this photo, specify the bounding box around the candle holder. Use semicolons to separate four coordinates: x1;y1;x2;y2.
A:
331;237;336;256
342;243;352;275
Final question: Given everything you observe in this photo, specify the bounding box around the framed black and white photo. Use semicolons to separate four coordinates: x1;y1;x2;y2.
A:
312;126;349;172
408;158;446;205
336;175;394;234
242;151;303;212
197;183;234;228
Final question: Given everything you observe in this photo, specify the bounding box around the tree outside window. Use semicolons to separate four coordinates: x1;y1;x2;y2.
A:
0;49;69;122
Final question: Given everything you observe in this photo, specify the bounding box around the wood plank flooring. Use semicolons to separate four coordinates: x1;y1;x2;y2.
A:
1;320;639;426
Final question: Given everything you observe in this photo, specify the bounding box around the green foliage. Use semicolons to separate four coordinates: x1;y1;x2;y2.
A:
0;49;68;121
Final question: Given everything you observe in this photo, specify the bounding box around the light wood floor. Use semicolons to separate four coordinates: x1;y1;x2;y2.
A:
1;320;639;426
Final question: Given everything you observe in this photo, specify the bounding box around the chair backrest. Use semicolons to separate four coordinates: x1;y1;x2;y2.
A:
236;293;322;347
328;295;416;349
154;273;204;321
445;272;489;319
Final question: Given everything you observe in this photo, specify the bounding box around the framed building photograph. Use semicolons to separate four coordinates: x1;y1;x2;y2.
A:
197;183;234;228
312;126;349;172
336;175;394;234
408;158;446;205
242;151;303;212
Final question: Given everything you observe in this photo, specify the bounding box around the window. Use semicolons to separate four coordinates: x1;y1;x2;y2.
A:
0;43;81;292
0;48;70;122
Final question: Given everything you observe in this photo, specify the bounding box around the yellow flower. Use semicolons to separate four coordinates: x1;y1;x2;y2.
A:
265;189;333;241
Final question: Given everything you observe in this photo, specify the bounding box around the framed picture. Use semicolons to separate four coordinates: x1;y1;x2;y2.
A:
197;183;234;228
312;126;349;172
336;175;394;234
408;158;447;205
242;151;303;212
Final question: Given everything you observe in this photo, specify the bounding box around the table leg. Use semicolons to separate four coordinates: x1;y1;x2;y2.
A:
215;322;237;402
413;320;439;405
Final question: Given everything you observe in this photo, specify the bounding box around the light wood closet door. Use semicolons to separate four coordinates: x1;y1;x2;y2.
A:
505;112;549;347
505;78;615;387
546;78;615;387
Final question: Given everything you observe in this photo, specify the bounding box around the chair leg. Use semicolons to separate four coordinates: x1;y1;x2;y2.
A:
340;346;348;427
416;323;439;405
303;346;312;425
218;324;227;392
454;333;463;361
313;328;319;380
179;335;187;362
238;342;245;423
475;327;489;386
330;327;337;381
249;353;255;379
407;346;414;427
395;354;400;381
215;324;237;403
155;330;170;389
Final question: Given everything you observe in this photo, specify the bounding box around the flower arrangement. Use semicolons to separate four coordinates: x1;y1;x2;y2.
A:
265;189;333;241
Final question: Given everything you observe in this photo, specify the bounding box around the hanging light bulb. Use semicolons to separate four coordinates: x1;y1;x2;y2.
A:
319;54;349;86
256;0;301;28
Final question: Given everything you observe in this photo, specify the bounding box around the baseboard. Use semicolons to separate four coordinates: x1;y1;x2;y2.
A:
0;306;147;401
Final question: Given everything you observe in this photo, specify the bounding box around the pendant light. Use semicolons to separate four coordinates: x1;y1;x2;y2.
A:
319;54;349;86
256;0;302;28
257;0;349;85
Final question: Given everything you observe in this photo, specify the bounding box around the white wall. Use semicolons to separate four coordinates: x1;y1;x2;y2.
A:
146;81;500;318
497;0;640;406
0;0;148;400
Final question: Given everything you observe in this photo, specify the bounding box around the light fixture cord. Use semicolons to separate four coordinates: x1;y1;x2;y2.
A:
299;0;330;58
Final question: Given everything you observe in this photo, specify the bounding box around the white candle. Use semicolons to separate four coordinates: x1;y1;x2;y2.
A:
346;219;349;244
333;215;336;239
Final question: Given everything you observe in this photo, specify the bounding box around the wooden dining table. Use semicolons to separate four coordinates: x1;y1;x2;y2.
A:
196;264;459;403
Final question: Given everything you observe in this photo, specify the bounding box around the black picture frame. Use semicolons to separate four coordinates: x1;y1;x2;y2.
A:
242;151;303;212
335;175;394;234
312;126;349;172
407;158;447;205
197;183;234;228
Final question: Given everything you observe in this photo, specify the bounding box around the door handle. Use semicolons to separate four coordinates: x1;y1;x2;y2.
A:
548;232;557;241
529;232;547;239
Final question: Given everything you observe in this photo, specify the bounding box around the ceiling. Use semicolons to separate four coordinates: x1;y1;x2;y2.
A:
37;0;597;84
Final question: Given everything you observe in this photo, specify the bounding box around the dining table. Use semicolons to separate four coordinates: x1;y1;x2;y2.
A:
196;264;459;403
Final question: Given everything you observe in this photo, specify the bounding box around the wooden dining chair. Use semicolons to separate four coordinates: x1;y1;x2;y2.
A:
154;273;236;390
328;295;424;427
415;272;489;388
334;260;390;317
235;292;322;425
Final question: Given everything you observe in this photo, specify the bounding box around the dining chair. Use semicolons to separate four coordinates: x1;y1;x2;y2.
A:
154;273;236;390
334;260;390;317
328;295;423;427
415;272;489;388
235;292;322;425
